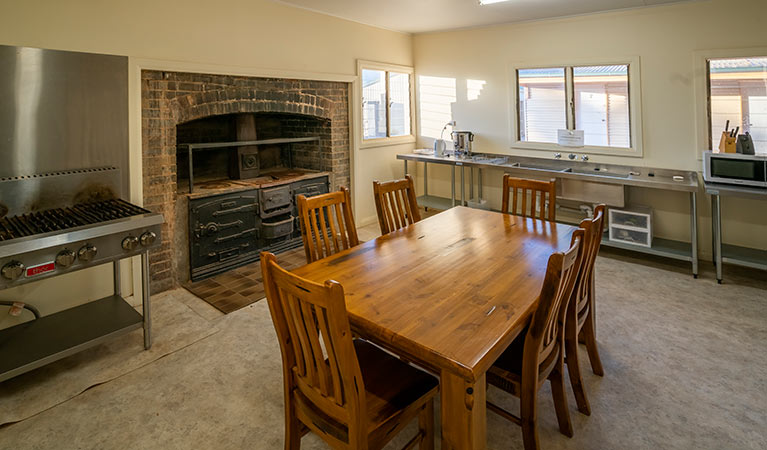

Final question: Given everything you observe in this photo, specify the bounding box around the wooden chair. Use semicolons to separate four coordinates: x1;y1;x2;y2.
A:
261;252;438;450
565;204;607;416
501;175;557;221
297;186;359;264
372;175;422;235
487;229;584;450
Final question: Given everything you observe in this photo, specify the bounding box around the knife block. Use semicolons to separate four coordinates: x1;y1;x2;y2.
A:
718;132;737;153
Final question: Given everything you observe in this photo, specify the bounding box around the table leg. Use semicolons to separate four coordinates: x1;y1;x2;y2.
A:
478;169;483;199
710;195;716;267
141;251;153;349
113;260;122;297
451;166;456;207
713;194;723;284
404;160;408;177
460;166;465;206
424;162;428;197
690;191;698;278
470;167;474;201
441;371;486;450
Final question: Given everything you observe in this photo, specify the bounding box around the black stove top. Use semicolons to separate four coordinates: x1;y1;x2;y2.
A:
0;199;150;241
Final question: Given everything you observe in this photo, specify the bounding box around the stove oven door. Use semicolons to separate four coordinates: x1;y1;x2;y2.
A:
189;190;260;281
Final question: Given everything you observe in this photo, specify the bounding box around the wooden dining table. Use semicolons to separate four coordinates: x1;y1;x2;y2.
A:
292;206;577;450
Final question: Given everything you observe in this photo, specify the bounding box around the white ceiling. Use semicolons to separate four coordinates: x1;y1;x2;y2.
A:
271;0;694;34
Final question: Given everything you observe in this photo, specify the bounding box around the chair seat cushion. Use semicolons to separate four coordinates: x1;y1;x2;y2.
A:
353;339;438;430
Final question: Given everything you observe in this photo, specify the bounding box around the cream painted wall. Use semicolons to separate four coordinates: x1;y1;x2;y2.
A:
413;0;767;257
0;0;414;327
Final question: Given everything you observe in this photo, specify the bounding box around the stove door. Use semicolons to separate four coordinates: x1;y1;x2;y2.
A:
189;190;260;281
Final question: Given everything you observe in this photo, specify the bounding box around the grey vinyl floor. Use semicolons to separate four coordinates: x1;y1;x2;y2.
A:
0;221;765;450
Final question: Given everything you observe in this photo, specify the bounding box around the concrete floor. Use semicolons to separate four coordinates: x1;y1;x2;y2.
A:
1;221;766;449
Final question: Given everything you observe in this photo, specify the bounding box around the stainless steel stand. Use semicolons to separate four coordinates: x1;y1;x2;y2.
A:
706;182;767;284
141;252;152;349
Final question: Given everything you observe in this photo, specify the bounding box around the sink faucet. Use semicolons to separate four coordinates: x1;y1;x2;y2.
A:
568;153;577;160
554;153;562;159
581;155;589;162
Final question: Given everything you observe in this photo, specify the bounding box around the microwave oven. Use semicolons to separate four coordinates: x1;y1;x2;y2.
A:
703;151;767;188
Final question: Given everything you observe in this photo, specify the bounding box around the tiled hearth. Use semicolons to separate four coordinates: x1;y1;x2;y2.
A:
141;71;350;293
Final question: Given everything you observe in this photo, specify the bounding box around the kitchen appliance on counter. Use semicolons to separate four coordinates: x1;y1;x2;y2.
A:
0;167;163;382
703;151;767;188
451;131;474;157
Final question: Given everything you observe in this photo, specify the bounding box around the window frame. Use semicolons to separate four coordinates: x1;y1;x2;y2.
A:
509;56;643;157
357;60;416;149
694;47;767;159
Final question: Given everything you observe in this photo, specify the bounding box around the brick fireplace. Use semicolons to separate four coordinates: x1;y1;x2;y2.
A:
141;70;350;293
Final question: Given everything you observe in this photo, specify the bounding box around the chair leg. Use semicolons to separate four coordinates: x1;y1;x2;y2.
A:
580;311;605;376
285;394;301;450
549;358;574;438
520;384;540;450
565;326;591;416
418;400;435;450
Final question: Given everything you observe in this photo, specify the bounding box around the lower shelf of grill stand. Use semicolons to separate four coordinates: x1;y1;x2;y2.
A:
0;295;143;382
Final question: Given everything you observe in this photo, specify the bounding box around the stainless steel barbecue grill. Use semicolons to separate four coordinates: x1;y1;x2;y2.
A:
0;167;163;382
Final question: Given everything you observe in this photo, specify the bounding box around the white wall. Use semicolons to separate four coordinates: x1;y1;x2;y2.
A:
413;0;767;255
0;0;414;327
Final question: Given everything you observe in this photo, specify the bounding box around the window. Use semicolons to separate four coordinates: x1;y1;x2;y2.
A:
512;60;641;156
360;62;413;144
707;57;767;155
518;68;566;144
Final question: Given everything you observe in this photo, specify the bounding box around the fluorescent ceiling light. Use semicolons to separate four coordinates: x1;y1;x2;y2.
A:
478;0;510;5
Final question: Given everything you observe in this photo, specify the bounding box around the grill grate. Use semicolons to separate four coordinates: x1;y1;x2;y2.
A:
0;199;150;241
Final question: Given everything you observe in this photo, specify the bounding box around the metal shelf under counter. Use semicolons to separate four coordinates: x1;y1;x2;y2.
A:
705;182;767;283
0;295;143;382
399;152;701;277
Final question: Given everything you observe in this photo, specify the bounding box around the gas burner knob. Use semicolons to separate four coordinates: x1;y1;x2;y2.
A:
1;261;25;281
140;231;157;247
78;244;98;262
56;249;77;267
122;236;139;251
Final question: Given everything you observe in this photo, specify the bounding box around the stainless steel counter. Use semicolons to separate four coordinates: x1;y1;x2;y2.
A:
704;181;767;283
397;152;698;192
398;151;701;277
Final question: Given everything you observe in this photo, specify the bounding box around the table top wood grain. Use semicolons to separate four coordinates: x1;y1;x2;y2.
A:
293;206;576;382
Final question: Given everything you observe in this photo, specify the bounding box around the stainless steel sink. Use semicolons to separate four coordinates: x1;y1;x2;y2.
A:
507;162;569;172
470;155;509;165
562;167;630;178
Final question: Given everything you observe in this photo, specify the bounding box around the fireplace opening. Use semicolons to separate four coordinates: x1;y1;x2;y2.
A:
141;70;350;293
173;112;334;282
176;112;331;194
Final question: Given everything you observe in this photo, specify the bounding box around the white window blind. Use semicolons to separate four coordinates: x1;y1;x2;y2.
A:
708;57;767;154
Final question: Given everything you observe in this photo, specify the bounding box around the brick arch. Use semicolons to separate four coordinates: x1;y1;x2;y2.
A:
169;88;334;125
141;71;350;294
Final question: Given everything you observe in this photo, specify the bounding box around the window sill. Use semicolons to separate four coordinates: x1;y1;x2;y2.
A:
511;140;643;158
360;135;416;149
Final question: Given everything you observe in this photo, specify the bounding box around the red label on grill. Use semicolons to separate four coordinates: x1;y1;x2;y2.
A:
26;262;55;277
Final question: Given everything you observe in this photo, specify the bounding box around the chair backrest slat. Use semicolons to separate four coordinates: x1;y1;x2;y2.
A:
298;187;360;264
573;204;606;318
502;175;557;221
373;175;422;235
524;229;583;375
261;252;365;427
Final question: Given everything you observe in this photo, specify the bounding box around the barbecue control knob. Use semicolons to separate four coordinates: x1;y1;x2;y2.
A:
1;261;25;281
122;236;139;251
56;249;77;267
78;244;98;262
140;231;157;247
